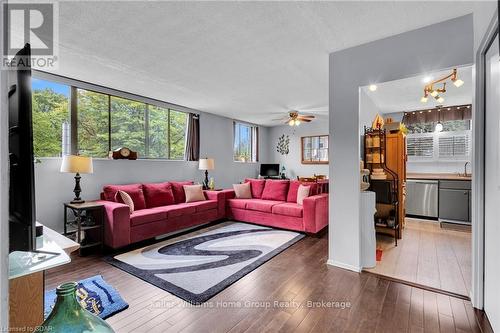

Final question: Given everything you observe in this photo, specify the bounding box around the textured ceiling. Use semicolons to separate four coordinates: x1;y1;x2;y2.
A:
40;1;496;126
362;65;473;114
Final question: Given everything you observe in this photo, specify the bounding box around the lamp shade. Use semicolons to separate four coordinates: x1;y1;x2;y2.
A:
60;155;93;174
198;158;215;171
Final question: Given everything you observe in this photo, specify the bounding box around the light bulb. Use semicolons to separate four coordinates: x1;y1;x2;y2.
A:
294;119;300;126
430;90;439;97
453;79;464;87
288;119;294;126
436;96;444;103
435;122;443;132
420;96;428;103
369;84;377;91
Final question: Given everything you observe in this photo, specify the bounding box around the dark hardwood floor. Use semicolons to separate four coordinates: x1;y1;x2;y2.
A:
45;229;490;333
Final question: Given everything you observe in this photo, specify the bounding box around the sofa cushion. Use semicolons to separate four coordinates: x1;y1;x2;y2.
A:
170;181;194;203
103;184;146;211
152;204;196;218
297;185;311;205
246;200;284;213
272;202;303;218
261;180;290;201
115;190;134;214
184;184;206;203
183;200;218;212
130;209;167;226
142;182;175;208
233;183;252;199
287;181;301;203
244;178;266;198
228;199;250;209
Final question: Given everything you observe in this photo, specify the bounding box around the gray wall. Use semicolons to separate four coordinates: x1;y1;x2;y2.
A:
268;118;329;180
329;15;474;271
35;111;270;232
359;89;382;136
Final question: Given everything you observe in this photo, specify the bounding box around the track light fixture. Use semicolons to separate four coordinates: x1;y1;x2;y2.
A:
420;68;464;103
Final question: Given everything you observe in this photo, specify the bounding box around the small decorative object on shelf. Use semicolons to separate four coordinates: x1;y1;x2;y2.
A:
36;282;115;333
112;147;137;160
208;177;215;190
64;202;104;256
280;165;287;179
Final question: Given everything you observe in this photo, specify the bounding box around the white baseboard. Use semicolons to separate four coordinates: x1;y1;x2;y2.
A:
326;259;361;273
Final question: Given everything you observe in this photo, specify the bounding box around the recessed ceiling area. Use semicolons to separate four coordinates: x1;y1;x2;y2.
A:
39;1;495;126
362;66;473;114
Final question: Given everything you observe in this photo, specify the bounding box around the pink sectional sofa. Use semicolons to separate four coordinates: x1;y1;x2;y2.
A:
97;181;225;249
98;178;329;249
225;179;328;234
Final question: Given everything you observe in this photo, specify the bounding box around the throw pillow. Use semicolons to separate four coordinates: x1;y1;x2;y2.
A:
183;184;206;203
103;184;146;210
244;178;266;198
170;181;195;203
115;190;134;214
296;185;311;205
261;180;290;201
233;183;252;199
142;182;175;208
286;180;301;202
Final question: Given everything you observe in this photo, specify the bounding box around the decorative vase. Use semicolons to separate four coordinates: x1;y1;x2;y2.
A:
36;282;115;333
208;177;215;190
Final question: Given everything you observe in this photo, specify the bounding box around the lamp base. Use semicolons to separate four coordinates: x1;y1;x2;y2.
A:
70;199;85;204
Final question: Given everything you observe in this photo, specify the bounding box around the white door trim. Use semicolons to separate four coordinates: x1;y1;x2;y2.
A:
472;12;499;309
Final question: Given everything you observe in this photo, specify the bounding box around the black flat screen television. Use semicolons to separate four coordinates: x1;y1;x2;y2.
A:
260;164;280;177
8;43;36;252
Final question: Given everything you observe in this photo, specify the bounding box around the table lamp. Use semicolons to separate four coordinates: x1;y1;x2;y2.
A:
60;155;93;204
198;158;215;190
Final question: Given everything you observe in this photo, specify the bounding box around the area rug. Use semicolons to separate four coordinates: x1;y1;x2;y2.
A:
44;275;128;319
105;222;304;304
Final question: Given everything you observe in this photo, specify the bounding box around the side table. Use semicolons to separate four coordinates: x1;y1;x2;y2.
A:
63;202;105;256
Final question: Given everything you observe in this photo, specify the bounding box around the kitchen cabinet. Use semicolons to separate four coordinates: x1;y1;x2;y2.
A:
438;180;471;224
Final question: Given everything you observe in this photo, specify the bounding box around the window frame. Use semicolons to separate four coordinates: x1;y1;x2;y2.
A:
233;121;259;163
32;72;191;160
301;135;329;164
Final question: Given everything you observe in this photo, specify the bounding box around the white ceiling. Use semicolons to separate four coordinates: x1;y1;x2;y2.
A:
40;1;496;126
362;65;473;114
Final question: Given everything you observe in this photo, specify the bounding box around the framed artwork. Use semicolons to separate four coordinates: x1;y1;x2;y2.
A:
301;135;329;164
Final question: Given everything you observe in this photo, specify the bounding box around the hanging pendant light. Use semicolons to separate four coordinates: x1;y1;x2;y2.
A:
435;121;443;132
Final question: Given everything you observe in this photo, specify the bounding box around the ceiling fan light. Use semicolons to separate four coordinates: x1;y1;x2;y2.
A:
420;96;428;103
436;96;444;103
430;90;439;97
435;122;443;132
288;119;295;126
453;79;464;87
294;119;300;126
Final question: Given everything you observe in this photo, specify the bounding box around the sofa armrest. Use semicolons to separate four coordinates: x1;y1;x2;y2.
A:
204;190;226;218
221;189;235;200
96;200;131;249
302;193;329;233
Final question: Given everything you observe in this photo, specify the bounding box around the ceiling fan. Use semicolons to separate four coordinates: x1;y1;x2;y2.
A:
273;111;315;126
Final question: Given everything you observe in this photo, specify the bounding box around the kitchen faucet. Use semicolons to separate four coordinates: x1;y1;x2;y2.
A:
463;161;470;177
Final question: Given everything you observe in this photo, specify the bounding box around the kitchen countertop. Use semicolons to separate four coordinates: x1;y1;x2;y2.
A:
407;173;472;181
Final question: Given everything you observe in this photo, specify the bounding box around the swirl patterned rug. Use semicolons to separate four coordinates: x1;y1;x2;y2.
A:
105;222;304;304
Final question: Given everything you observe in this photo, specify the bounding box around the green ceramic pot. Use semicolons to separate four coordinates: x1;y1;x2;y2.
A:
35;282;115;333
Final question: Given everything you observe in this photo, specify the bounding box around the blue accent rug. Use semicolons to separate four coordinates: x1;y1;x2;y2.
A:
44;275;128;320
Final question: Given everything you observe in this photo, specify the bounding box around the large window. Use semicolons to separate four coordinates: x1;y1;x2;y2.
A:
32;77;188;160
406;120;471;162
233;122;258;162
77;89;109;157
31;79;70;157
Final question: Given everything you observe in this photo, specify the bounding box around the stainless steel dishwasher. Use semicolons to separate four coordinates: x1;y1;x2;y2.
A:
406;179;439;218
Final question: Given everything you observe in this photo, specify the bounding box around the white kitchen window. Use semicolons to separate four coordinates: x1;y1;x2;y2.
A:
407;130;471;162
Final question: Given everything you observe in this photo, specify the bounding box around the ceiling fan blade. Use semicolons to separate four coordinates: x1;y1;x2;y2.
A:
299;118;312;122
298;115;315;119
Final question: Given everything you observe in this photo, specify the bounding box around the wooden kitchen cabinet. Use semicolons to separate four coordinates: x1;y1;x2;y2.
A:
385;132;407;234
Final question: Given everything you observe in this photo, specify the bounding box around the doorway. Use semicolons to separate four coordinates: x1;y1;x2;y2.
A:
359;66;473;297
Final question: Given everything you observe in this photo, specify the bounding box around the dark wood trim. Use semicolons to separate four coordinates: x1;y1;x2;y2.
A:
362;270;470;300
301;135;329;165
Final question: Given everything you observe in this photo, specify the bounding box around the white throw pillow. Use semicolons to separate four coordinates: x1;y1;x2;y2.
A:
296;185;311;205
115;190;134;214
183;184;206;203
233;183;252;199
